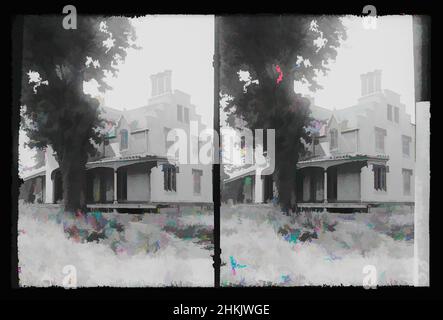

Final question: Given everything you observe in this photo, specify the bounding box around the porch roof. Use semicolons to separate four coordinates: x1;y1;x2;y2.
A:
297;153;389;169
86;153;170;170
224;166;256;184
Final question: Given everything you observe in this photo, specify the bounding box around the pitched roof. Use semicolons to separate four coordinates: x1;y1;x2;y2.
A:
309;105;332;121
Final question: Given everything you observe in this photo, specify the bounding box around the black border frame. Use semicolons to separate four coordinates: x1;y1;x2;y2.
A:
4;0;439;308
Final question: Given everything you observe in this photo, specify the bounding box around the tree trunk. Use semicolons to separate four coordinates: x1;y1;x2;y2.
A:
60;146;87;213
276;159;295;213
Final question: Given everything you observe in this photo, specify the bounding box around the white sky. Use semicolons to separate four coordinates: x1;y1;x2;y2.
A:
296;15;415;122
19;15;415;170
101;15;214;126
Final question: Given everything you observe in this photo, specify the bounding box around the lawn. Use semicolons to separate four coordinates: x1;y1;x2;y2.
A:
18;201;214;287
221;204;414;286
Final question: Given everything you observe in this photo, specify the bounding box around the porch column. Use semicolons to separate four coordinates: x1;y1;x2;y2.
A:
254;174;264;203
113;168;118;204
323;168;328;203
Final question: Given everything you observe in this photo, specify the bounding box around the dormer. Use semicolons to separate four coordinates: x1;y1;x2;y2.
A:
327;115;340;152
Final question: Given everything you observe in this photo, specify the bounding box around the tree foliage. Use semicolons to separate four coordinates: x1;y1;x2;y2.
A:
219;16;346;210
20;15;137;210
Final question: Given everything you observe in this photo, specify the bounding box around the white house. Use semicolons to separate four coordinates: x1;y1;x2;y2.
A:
223;70;415;213
20;70;212;211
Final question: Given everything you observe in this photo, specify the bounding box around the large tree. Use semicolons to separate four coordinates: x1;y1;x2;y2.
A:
219;16;346;211
20;15;137;211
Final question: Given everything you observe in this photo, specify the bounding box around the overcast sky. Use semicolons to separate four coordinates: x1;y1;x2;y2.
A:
20;15;415;170
101;15;214;125
297;15;415;122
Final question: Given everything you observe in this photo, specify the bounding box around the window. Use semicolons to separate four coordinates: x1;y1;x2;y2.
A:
394;107;399;123
164;127;173;153
132;130;149;153
373;165;387;191
240;136;246;163
402;135;411;157
240;136;246;150
192;169;203;194
163;165;177;191
402;169;413;195
387;104;393;121
120;129;128;150
375;127;386;153
177;104;183;122
184;107;189;123
330;128;338;150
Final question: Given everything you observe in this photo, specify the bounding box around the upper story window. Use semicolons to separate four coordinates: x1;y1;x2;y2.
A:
164;127;173;153
177;104;183;122
374;127;386;153
240;136;246;163
394;106;399;123
120;129;128;151
330;128;338;150
387;104;393;121
131;129;149;153
388;104;400;124
184;107;190;123
402;135;411;157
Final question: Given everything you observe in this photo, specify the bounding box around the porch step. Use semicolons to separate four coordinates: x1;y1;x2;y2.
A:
86;203;157;209
297;202;368;209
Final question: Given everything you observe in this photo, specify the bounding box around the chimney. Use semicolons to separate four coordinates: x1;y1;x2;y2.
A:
360;70;382;96
374;69;382;92
150;70;172;97
360;73;368;96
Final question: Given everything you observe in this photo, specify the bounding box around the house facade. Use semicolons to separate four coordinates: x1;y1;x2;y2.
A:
20;70;212;211
222;70;415;212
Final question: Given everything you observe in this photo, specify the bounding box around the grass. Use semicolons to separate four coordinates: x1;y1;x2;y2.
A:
221;204;414;286
17;200;214;287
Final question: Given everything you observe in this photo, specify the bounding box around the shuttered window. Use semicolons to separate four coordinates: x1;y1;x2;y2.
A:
373;164;387;191
163;165;178;191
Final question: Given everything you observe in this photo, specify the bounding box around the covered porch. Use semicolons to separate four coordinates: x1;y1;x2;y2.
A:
295;154;388;211
19;167;46;204
222;170;274;204
86;155;168;211
51;154;168;211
